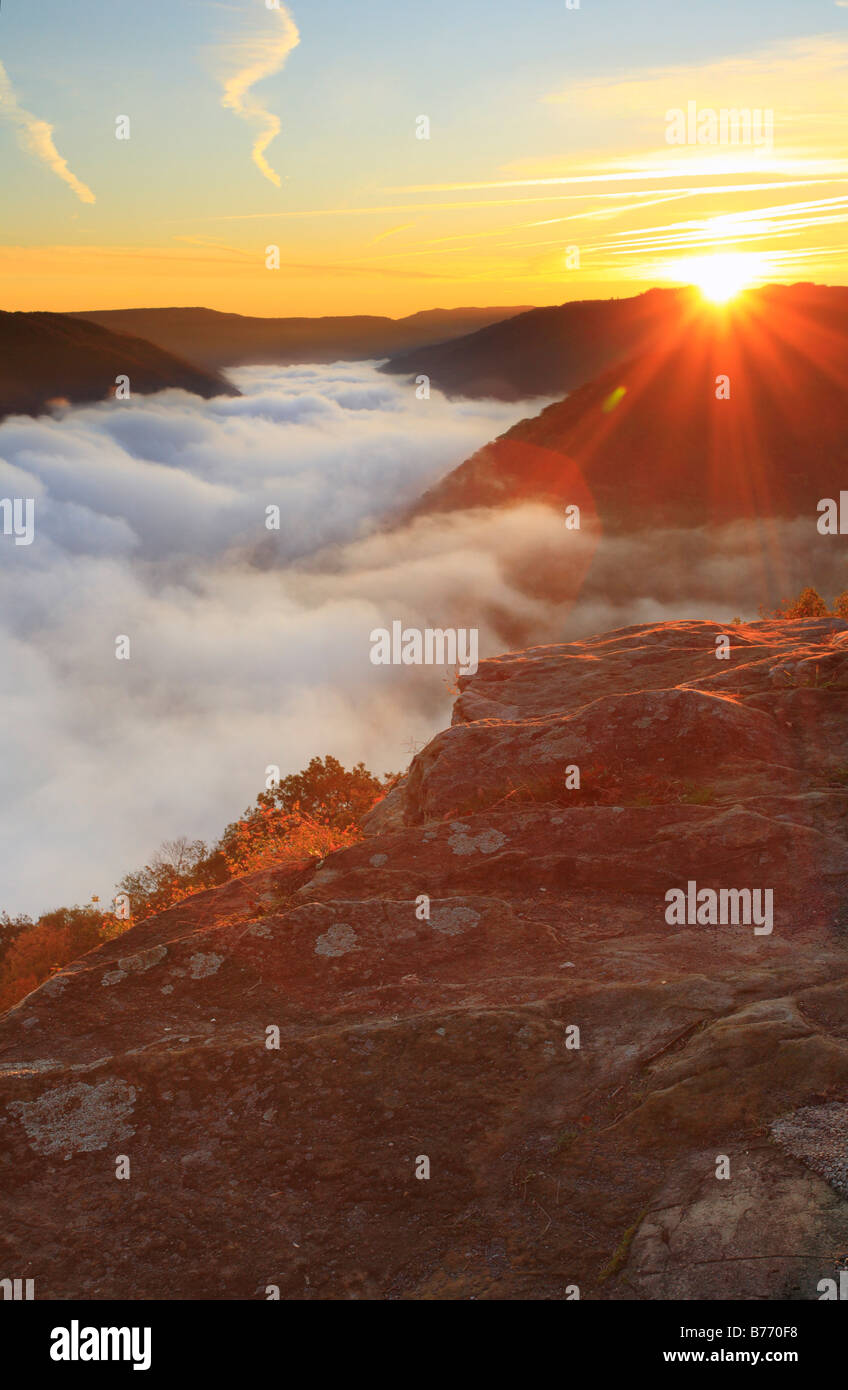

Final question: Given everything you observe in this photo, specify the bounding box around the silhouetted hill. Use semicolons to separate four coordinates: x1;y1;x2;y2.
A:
382;287;691;399
71;305;534;371
0;311;237;421
384;282;848;405
408;284;848;529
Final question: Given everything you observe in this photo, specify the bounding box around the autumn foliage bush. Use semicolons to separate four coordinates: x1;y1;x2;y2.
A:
0;756;394;1014
219;807;361;877
764;587;848;620
217;756;390;876
0;907;120;1013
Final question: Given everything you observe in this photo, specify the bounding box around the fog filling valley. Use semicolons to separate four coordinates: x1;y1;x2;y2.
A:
0;361;840;916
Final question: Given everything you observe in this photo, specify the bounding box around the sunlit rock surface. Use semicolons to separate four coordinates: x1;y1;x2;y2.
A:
3;618;848;1300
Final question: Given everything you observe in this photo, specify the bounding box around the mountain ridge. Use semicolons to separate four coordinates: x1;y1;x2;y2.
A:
383;281;848;404
0;311;238;422
406;283;848;529
70;304;535;372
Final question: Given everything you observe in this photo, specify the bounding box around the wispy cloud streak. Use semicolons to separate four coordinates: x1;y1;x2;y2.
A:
208;1;300;187
0;61;95;203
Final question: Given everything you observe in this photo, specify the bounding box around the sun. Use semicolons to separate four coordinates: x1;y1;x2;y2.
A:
690;254;755;303
670;252;765;304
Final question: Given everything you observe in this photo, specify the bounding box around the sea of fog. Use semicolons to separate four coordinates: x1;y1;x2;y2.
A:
0;362;836;916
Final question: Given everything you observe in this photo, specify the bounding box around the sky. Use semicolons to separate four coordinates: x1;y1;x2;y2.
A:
1;0;847;315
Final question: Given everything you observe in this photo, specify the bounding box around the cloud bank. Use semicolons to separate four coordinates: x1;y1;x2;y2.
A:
1;361;838;918
0;364;544;916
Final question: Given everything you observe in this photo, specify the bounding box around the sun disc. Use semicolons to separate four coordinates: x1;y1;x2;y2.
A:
659;252;767;305
692;255;752;303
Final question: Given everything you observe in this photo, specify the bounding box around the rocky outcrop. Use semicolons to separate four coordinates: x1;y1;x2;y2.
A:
3;617;848;1300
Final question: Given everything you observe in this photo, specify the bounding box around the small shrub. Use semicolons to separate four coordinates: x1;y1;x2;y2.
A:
833;592;848;620
765;587;831;620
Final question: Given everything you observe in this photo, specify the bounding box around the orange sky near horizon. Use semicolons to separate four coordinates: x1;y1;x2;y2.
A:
1;10;847;317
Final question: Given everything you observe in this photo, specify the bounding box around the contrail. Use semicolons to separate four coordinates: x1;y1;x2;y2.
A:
0;61;95;203
211;2;300;187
